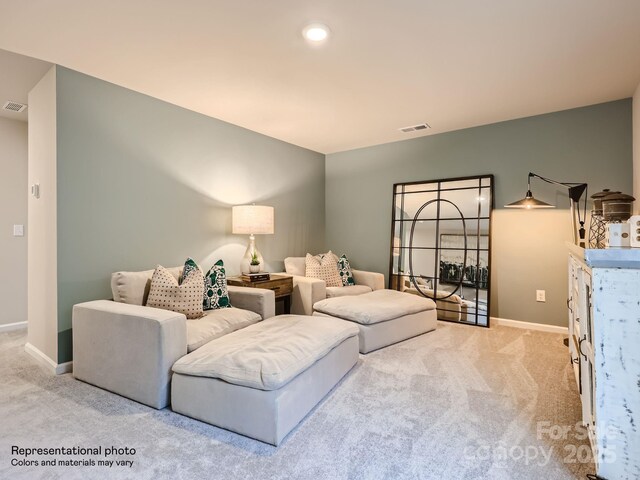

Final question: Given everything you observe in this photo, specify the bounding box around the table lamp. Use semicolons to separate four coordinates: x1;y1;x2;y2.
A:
232;205;274;274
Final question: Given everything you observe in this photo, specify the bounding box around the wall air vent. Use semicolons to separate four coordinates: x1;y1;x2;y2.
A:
3;101;27;113
399;123;430;133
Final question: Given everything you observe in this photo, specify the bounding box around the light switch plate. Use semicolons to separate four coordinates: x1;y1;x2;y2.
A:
13;224;24;237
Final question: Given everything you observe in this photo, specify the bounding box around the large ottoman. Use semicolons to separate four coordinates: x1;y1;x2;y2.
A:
171;315;359;446
313;289;437;353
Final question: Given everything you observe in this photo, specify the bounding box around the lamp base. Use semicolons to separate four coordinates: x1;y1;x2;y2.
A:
240;234;265;274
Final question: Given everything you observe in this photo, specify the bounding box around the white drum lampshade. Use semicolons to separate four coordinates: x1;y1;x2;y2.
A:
232;205;274;273
232;205;274;235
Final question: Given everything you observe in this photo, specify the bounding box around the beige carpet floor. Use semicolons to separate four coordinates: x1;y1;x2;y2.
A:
0;322;594;480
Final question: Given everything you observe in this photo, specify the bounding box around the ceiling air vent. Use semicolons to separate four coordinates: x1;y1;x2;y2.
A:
3;101;27;113
399;123;430;133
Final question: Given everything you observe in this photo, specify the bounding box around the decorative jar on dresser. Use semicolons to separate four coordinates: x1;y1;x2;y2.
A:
567;243;640;480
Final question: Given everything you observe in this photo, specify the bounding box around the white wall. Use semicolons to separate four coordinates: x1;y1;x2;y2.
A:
27;66;58;363
634;83;640;206
0;117;27;328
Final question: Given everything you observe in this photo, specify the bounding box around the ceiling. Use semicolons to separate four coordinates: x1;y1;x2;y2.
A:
0;1;639;153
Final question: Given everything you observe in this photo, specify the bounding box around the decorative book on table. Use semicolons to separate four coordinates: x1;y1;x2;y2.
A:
241;273;271;282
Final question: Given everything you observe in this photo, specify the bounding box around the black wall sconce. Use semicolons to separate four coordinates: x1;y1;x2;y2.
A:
505;172;588;247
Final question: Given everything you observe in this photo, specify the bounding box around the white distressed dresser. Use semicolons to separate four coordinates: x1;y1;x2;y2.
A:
567;243;640;480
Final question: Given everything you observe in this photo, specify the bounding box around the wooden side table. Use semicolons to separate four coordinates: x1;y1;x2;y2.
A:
227;274;293;315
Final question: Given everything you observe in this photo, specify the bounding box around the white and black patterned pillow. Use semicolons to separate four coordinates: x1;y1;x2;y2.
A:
337;254;356;286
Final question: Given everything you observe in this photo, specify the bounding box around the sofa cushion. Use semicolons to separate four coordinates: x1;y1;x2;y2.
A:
111;266;182;306
173;315;359;390
147;265;205;319
186;307;261;353
337;254;356;286
314;289;436;325
284;257;306;276
326;285;372;298
305;252;342;287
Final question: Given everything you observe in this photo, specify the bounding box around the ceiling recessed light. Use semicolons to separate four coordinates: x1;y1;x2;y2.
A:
302;23;330;43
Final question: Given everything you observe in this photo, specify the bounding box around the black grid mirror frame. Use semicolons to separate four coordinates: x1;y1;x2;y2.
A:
388;175;494;327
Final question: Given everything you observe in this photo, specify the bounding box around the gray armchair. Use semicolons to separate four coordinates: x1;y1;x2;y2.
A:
281;257;384;315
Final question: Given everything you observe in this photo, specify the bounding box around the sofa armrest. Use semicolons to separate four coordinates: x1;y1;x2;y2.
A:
352;270;385;291
227;285;275;319
276;273;326;316
72;300;187;409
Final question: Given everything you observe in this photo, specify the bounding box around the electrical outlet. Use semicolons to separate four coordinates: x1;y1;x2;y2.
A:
13;224;24;237
536;290;546;302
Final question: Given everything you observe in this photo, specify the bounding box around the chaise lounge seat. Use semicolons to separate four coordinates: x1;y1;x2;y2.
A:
171;315;359;445
313;289;437;353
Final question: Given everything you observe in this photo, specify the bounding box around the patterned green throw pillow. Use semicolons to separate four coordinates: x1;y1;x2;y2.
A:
337;254;356;286
182;258;200;283
204;259;232;310
182;258;232;310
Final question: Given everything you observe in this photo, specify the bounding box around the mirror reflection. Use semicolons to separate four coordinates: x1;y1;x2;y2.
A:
389;175;493;327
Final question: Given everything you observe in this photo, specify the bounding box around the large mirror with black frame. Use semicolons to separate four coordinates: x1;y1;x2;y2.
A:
389;175;493;327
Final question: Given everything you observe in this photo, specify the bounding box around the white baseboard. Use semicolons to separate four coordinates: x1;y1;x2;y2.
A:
0;321;27;333
24;342;73;375
491;317;568;334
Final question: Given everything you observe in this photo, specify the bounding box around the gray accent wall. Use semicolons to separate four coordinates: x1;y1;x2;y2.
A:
326;100;632;327
55;67;325;363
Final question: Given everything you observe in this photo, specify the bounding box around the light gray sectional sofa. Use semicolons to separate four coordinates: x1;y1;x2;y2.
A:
72;266;275;409
72;264;436;446
72;265;362;446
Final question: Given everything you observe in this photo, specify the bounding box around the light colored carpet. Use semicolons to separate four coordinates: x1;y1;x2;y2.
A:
0;322;594;480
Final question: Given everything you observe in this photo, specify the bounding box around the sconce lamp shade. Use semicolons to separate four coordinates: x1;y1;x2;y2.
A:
232;205;274;235
504;172;588;247
504;190;555;209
